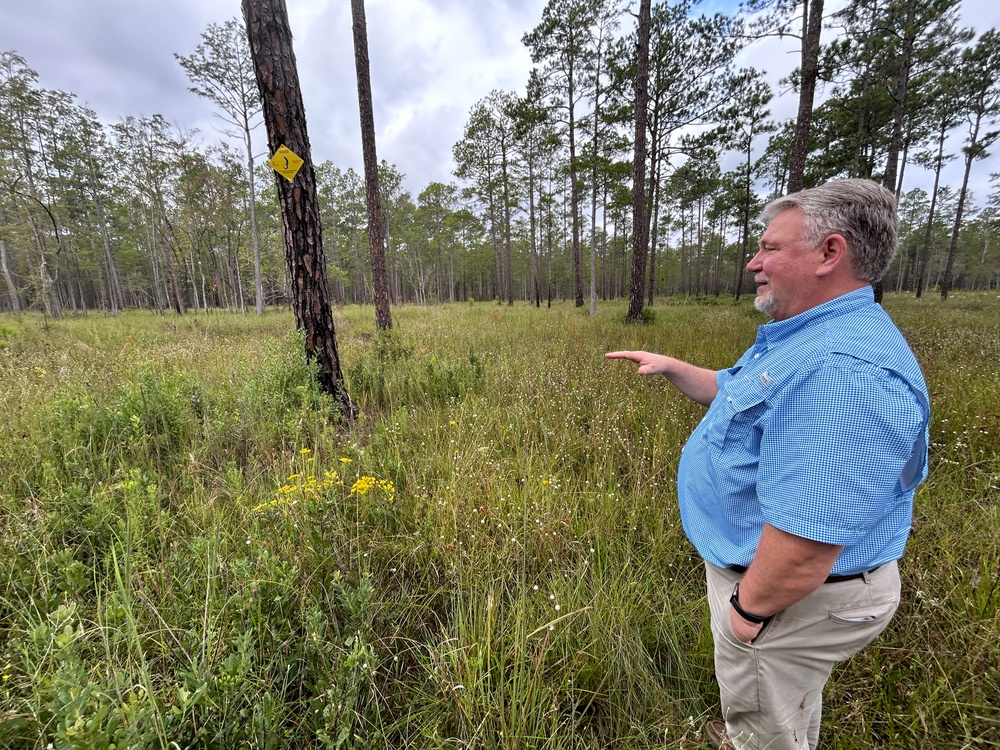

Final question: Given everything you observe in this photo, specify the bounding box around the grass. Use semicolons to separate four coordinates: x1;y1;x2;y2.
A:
0;293;997;748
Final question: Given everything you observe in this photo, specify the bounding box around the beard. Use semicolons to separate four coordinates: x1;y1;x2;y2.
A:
753;284;778;317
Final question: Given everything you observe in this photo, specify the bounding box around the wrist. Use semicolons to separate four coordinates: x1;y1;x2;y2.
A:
730;582;773;625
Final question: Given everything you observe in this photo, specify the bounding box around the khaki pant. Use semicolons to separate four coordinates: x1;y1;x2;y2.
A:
706;561;901;750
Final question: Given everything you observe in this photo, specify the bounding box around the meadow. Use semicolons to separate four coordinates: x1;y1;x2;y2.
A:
0;294;997;749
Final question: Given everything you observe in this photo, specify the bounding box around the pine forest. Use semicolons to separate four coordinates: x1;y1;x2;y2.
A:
1;0;998;316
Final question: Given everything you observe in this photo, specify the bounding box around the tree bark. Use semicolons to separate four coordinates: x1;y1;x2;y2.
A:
351;0;392;329
243;0;356;417
529;160;540;307
589;32;605;317
501;141;514;306
626;0;651;324
787;0;823;194
568;59;584;308
646;124;662;307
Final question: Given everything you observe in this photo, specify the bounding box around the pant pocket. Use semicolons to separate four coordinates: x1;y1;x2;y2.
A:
828;599;898;625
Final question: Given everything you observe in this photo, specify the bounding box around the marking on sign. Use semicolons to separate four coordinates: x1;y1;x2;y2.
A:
268;145;304;181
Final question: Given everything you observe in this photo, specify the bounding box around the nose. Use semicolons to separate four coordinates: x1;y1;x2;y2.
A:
747;249;763;272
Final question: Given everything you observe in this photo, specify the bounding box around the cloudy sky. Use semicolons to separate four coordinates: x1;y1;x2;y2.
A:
2;0;998;199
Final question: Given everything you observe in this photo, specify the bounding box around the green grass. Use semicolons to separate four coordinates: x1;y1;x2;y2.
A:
0;293;997;748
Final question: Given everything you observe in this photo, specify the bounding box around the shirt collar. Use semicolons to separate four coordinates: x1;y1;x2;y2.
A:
756;286;875;347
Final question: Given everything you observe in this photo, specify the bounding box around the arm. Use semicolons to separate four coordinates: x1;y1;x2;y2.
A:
729;523;843;643
605;350;720;406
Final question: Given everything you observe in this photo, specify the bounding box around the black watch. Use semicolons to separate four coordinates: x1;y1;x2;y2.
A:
730;582;772;625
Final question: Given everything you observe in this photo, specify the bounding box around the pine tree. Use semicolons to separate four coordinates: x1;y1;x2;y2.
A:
242;0;355;416
350;0;392;330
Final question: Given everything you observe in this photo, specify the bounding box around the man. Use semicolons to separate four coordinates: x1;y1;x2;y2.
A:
607;179;929;750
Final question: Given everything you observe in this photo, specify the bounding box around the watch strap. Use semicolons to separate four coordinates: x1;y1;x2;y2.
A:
730;582;772;625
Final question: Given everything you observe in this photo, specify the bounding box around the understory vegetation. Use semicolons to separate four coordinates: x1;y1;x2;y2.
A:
0;296;997;749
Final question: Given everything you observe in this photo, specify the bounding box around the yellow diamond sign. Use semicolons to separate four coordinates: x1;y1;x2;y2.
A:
268;145;304;181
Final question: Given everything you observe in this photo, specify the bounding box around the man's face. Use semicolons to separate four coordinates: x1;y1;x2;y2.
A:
746;208;825;322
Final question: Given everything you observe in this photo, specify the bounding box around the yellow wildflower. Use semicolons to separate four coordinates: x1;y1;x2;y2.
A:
350;475;395;499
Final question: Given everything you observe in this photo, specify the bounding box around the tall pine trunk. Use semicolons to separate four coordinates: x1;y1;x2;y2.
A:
915;118;948;299
882;0;917;194
243;0;356;416
625;0;651;324
941;113;981;301
787;0;823;193
568;64;583;308
351;0;392;329
247;123;265;315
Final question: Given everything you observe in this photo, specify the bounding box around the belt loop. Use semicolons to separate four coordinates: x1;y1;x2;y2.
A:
862;569;872;584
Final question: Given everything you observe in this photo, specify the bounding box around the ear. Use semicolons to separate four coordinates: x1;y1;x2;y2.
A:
814;233;850;278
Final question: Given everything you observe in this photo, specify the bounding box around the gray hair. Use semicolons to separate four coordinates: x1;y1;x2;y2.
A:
760;179;898;283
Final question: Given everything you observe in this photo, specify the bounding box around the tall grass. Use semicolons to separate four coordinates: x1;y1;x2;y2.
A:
0;294;997;748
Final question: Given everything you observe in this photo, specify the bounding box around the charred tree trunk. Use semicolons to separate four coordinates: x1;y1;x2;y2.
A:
647;140;661;307
351;0;392;330
243;0;356;417
626;0;651;324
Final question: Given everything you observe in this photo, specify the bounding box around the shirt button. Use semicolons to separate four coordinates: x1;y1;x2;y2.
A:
753;353;761;359
726;397;732;402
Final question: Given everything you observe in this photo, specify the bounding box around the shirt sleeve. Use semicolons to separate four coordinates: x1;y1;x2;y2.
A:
756;356;928;546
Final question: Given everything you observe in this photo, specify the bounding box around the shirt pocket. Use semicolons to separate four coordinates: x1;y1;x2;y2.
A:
705;376;768;457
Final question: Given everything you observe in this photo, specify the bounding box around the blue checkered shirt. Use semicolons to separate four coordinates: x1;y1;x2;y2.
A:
677;287;930;576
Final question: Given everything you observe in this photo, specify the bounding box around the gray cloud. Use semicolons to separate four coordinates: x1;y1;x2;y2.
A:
2;0;217;127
